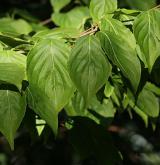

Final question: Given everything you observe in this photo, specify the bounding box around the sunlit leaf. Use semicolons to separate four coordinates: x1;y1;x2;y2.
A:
90;0;117;22
0;50;26;89
97;31;141;91
68;35;111;105
0;18;32;34
27;39;75;134
133;9;160;72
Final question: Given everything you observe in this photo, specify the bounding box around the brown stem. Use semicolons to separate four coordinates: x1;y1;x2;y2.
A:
40;18;52;25
80;25;98;37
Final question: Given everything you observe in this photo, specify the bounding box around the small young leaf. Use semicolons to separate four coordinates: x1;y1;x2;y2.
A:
90;0;117;22
0;90;26;149
68;35;111;105
137;87;159;117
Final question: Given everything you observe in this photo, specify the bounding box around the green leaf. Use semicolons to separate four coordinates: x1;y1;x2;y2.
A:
0;34;30;47
65;91;86;117
0;18;32;35
65;92;115;125
27;87;59;135
51;7;90;30
145;82;160;96
104;81;114;98
0;90;26;149
0;50;26;89
97;31;141;91
27;39;75;134
90;0;117;22
126;0;156;10
89;97;116;119
100;18;137;50
68;35;111;105
50;0;71;12
133;9;160;72
126;90;148;127
69;117;121;165
32;28;80;42
137;87;159;117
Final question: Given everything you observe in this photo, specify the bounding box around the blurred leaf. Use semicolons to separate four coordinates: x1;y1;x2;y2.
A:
137;87;159;117
52;7;90;31
12;9;39;23
32;28;80;42
50;0;71;12
127;90;148;127
126;0;156;10
145;82;160;96
0;34;30;47
0;18;32;34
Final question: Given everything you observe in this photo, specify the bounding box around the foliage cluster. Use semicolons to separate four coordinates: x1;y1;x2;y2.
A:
0;0;160;164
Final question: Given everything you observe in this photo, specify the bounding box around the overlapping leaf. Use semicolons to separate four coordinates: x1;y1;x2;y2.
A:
50;0;71;12
0;50;26;89
126;0;156;10
137;87;159;117
68;35;111;105
97;31;141;91
52;7;90;30
0;90;26;149
90;0;117;22
32;28;80;42
27;39;75;134
0;18;32;34
133;9;160;72
100;18;137;49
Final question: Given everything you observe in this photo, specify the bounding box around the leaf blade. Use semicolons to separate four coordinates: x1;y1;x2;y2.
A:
68;35;111;105
0;90;26;149
27;39;75;134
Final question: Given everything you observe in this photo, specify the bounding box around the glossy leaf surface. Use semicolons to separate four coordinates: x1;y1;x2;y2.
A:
97;31;141;91
27;39;75;134
68;35;111;105
0;50;26;89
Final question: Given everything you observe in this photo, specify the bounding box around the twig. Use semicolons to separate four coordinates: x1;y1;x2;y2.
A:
80;25;98;37
152;4;160;9
40;18;52;25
